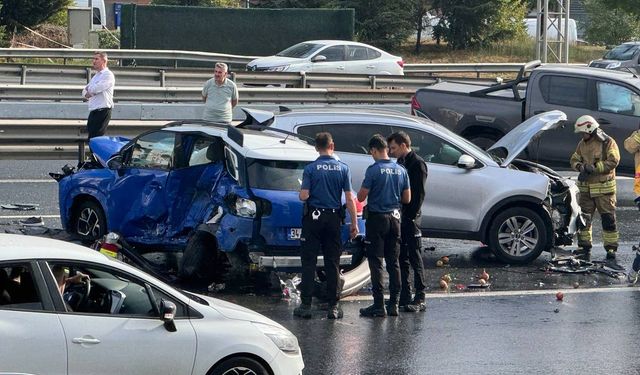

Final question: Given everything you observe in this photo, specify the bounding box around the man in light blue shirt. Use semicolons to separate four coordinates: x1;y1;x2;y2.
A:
202;62;238;124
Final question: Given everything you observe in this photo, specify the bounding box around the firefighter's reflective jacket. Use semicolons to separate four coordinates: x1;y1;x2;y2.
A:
570;130;620;197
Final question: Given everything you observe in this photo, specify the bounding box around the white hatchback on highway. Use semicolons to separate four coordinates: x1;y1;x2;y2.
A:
246;40;404;75
0;234;304;375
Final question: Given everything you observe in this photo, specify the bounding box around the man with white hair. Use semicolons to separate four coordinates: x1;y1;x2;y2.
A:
82;51;115;138
202;62;239;124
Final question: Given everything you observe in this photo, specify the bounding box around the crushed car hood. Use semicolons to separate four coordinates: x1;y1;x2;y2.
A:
89;136;130;166
487;110;567;167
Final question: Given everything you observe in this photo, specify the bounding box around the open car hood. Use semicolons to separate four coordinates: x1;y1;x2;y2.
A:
89;136;130;167
487;110;567;167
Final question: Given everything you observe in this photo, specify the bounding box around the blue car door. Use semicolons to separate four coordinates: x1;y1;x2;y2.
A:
163;134;228;239
106;130;176;242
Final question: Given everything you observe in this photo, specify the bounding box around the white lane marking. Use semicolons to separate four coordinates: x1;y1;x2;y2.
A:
0;179;56;183
343;286;640;302
0;215;60;219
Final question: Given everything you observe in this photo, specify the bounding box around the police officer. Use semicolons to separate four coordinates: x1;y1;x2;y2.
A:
570;115;621;260
358;134;411;317
387;131;428;312
294;132;358;319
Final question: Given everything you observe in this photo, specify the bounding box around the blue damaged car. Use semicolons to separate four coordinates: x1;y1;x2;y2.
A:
53;110;369;296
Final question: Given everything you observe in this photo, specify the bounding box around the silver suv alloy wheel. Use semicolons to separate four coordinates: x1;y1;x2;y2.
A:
496;215;539;257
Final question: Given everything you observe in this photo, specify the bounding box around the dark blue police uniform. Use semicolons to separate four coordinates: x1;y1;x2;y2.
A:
361;159;409;310
299;155;352;307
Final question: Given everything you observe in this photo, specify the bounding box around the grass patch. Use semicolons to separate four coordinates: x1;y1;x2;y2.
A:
396;38;606;64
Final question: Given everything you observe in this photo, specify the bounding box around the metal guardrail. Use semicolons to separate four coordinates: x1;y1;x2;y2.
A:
0;84;414;103
0;102;411;160
0;63;488;88
0;48;258;68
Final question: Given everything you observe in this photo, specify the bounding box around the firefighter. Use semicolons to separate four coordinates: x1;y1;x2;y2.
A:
623;124;640;210
570;115;621;260
294;132;358;320
357;135;411;317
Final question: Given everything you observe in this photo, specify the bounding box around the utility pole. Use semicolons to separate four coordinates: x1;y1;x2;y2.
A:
535;0;571;63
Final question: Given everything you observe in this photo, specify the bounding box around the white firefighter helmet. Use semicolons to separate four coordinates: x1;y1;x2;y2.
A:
574;115;600;134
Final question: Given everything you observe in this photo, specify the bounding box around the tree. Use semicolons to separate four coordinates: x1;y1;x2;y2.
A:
335;0;413;50
0;0;71;28
598;0;640;16
411;0;433;54
432;0;527;50
251;0;332;7
584;0;640;45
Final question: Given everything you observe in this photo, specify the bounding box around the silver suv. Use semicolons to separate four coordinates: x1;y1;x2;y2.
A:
243;108;582;264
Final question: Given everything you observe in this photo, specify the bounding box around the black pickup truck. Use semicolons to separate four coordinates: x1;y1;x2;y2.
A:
411;60;638;175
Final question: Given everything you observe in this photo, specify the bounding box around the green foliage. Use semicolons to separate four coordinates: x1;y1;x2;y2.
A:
98;29;120;49
334;0;413;50
151;0;242;6
598;0;640;16
0;0;71;28
584;0;640;45
432;0;527;50
251;0;332;6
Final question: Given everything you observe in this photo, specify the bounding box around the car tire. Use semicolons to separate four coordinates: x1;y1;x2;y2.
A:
209;357;269;375
73;200;107;242
179;231;219;284
487;207;548;264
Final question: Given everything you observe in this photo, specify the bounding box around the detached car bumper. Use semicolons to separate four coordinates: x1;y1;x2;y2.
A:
256;254;353;269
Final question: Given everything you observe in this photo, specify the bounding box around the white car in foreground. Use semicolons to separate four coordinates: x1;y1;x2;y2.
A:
246;40;404;75
0;234;303;375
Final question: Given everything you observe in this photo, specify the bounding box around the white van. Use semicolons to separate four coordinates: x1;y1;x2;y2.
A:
524;17;578;44
73;0;106;30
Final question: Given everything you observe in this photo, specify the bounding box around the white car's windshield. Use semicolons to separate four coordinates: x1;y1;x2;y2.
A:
247;159;308;191
276;43;324;58
604;44;640;61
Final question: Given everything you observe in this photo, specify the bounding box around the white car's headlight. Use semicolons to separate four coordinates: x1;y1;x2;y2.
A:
607;61;621;69
234;197;257;218
252;322;300;355
266;65;289;72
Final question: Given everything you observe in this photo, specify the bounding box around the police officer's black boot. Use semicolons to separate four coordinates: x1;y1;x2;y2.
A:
405;292;427;312
398;289;412;309
360;301;386;318
327;303;343;319
293;303;312;319
386;300;399;316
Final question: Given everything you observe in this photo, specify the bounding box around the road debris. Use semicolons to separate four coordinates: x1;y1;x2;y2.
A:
1;203;39;211
542;255;627;279
556;292;564;301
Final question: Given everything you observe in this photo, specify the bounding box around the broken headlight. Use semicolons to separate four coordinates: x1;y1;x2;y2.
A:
233;197;257;218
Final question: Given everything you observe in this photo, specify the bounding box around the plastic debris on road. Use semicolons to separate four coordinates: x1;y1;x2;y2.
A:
280;275;301;303
1;203;39;211
543;255;627;279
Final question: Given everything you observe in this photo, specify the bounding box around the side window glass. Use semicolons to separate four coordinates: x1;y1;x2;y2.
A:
539;75;589;108
320;46;345;62
188;136;225;167
367;48;381;59
47;262;160;317
150;287;187;317
0;263;43;311
324;124;392;154
296;124;325;140
129;131;176;170
224;146;239;181
597;82;640;116
395;127;463;166
348;45;369;61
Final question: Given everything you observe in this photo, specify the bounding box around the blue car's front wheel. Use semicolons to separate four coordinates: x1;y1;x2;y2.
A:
73;200;107;243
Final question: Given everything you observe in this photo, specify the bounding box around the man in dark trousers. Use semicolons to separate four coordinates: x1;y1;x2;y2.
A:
358;134;411;317
82;51;115;139
294;132;358;319
388;131;428;312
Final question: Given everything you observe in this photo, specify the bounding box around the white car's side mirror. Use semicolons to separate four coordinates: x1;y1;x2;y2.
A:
311;55;327;63
457;154;476;169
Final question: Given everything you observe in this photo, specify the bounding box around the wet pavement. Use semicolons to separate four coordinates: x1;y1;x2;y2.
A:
222;287;640;374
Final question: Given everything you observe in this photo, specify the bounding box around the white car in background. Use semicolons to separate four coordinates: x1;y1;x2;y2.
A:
0;234;304;375
246;40;404;75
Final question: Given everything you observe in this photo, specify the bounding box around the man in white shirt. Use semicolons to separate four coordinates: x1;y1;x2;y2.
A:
82;51;115;139
202;62;238;124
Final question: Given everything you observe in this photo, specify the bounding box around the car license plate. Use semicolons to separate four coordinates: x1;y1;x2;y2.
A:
288;228;302;240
